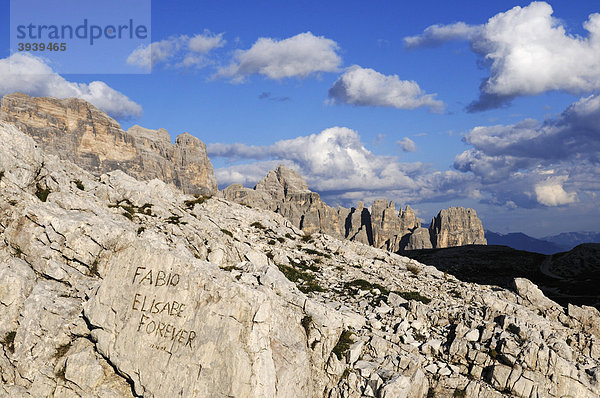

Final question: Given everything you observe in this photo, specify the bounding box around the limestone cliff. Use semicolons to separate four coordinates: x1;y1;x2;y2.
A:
222;165;486;252
430;207;487;248
1;121;599;398
0;93;218;195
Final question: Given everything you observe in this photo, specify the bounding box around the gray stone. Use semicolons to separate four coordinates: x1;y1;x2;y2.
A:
429;207;487;248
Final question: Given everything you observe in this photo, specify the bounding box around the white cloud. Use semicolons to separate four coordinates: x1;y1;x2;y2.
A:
127;30;225;70
454;94;600;208
209;126;476;205
127;38;183;69
188;31;226;53
404;22;481;48
397;137;416;152
1;53;142;119
328;66;444;112
405;2;600;110
534;176;577;206
217;32;341;82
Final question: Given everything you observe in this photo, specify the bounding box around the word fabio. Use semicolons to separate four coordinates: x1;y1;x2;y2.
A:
137;314;196;349
131;293;186;318
132;267;180;287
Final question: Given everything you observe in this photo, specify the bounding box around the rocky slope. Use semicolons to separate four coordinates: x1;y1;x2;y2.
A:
221;165;486;251
0;93;218;196
1;121;599;397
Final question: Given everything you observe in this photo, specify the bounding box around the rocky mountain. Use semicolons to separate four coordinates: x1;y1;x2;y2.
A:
1;119;600;397
430;207;487;248
0;93;218;196
221;165;486;252
543;232;600;252
485;231;563;255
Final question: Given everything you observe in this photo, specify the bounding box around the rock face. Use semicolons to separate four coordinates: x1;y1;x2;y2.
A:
1;121;600;397
0;93;218;195
222;165;485;252
430;207;487;248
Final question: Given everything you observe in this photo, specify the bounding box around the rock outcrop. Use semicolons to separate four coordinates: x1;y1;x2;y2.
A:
222;165;485;252
430;207;487;248
1;121;600;397
0;93;218;195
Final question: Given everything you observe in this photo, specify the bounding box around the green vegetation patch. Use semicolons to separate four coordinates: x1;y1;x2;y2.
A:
301;315;312;336
300;234;314;243
302;248;331;258
166;215;187;225
394;291;432;304
250;221;266;229
54;342;72;359
332;330;354;360
2;331;16;353
221;229;233;237
275;262;326;293
343;279;390;296
35;185;50;202
184;194;210;209
109;199;154;219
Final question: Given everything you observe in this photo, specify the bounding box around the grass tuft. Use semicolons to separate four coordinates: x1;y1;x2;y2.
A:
184;194;210;209
2;331;16;353
35;185;50;202
332;330;353;360
395;291;431;304
301;315;312;336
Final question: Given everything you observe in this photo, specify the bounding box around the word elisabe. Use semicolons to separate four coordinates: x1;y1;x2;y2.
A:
132;267;180;287
132;293;185;318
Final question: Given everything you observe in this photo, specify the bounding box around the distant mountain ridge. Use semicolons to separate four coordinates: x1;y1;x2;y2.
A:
543;231;600;251
486;230;600;254
485;231;563;254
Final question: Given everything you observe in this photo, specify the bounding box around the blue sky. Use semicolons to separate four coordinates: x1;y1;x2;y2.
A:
1;0;599;237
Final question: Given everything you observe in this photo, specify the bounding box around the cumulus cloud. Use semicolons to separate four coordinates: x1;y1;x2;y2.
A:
1;53;142;119
127;30;225;70
404;22;481;48
397;137;417;152
209;126;476;206
328;66;444;112
534;177;577;206
217;32;341;82
405;2;600;110
454;94;600;208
